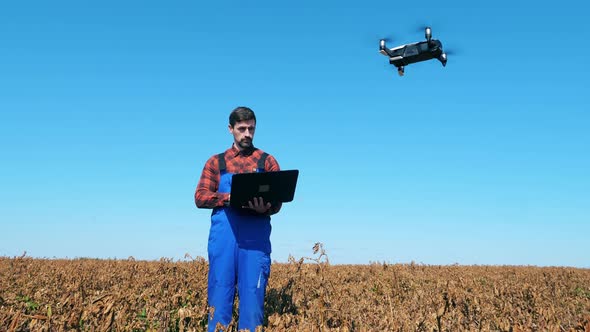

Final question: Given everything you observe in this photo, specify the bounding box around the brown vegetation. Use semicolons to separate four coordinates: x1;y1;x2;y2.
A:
1;244;590;331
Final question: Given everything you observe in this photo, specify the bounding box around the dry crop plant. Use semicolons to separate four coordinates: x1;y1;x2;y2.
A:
0;255;212;331
265;242;351;331
265;244;590;332
2;245;590;332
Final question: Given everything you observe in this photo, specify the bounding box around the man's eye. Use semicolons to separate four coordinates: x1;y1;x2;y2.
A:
237;127;255;133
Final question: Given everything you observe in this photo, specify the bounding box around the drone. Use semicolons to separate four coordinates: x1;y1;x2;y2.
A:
379;26;448;76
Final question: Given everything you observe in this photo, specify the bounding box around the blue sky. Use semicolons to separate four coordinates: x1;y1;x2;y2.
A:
1;0;588;267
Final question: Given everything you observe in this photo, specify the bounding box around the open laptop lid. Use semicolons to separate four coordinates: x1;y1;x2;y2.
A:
229;170;299;209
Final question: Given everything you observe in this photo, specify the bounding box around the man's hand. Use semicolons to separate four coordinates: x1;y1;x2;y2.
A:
244;197;271;214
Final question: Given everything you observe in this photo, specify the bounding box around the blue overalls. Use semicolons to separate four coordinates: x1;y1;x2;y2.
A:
207;152;272;332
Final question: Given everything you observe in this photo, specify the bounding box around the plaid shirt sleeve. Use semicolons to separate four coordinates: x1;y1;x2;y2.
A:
265;154;283;216
194;155;230;208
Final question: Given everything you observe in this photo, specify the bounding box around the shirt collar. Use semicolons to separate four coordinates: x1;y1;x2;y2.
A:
228;144;256;157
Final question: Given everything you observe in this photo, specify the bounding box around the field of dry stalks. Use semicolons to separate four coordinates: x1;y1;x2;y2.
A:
1;244;590;332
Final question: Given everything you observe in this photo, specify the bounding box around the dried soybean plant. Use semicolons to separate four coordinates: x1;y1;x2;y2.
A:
2;247;590;331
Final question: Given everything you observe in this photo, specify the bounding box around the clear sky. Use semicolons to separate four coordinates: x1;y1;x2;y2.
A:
1;0;588;267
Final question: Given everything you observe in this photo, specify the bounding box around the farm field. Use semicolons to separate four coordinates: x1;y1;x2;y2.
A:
1;245;590;331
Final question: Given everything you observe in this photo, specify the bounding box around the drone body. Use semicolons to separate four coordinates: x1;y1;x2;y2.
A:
379;27;448;76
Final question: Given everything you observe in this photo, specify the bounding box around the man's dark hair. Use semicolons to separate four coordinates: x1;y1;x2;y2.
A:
229;106;256;127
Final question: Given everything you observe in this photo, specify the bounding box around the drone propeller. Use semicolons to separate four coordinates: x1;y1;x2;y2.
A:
425;27;432;42
442;48;459;56
440;53;447;66
378;36;395;53
378;36;394;44
439;48;460;67
416;24;439;41
415;24;432;32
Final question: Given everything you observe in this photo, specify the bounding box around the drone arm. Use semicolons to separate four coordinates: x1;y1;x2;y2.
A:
379;39;394;57
380;48;394;57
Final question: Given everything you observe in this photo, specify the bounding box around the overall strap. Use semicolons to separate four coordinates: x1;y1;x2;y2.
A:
257;152;269;171
217;152;226;172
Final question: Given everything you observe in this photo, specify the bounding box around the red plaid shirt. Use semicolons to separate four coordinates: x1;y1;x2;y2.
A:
195;145;281;214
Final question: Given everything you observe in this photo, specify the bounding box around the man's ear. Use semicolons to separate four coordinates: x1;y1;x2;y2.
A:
228;124;233;133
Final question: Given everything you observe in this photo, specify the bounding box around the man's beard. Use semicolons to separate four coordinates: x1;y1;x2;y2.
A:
238;138;253;149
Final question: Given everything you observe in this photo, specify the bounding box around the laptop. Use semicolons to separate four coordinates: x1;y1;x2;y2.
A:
229;170;299;209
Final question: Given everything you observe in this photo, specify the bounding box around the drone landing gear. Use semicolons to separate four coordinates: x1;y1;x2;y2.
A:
397;66;405;76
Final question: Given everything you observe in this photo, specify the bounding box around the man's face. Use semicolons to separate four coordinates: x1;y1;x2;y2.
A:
229;119;256;150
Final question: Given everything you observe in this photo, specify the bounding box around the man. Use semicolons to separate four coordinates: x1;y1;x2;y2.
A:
195;106;281;332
